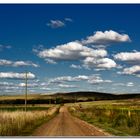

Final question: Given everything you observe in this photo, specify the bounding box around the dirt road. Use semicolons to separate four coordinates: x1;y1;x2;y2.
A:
32;106;111;136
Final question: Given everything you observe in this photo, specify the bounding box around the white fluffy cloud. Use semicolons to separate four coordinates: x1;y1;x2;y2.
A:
35;30;129;71
114;51;140;77
58;84;77;88
19;83;39;87
0;72;35;79
47;20;65;28
113;83;125;86
0;81;39;93
113;82;134;87
75;75;89;81
48;74;111;85
0;59;39;67
83;57;117;69
70;64;82;69
119;65;140;75
65;18;73;22
114;52;140;62
45;59;57;64
0;44;12;51
49;76;74;84
0;59;12;66
81;30;131;45
38;42;107;61
126;82;134;87
87;75;112;84
0;82;14;86
48;75;89;84
13;61;39;67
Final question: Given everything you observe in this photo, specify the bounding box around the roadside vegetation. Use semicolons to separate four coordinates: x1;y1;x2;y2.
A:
68;99;140;136
0;105;59;136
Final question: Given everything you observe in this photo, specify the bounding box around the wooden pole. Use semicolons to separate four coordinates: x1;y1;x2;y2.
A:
75;93;77;103
49;96;51;104
25;72;28;111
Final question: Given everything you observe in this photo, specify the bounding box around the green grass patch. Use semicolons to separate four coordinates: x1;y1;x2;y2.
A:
68;100;140;136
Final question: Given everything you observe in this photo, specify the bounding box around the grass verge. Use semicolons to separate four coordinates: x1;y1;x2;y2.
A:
0;106;60;136
22;108;59;136
68;105;140;136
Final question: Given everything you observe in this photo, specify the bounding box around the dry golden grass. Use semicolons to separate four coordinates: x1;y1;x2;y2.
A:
0;106;58;136
0;94;41;100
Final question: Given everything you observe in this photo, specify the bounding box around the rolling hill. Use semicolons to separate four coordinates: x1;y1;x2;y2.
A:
0;91;140;104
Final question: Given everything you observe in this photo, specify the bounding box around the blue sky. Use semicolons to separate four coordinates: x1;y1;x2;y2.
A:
0;4;140;94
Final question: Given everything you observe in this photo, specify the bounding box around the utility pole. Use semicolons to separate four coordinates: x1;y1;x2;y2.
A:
75;93;77;103
25;71;28;111
49;95;51;104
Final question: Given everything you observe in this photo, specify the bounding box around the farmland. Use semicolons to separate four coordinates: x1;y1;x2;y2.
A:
68;99;140;136
0;104;59;136
0;93;140;136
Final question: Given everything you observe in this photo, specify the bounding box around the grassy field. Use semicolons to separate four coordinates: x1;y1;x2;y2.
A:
68;99;140;136
1;93;140;136
0;94;42;100
0;104;54;111
0;104;59;136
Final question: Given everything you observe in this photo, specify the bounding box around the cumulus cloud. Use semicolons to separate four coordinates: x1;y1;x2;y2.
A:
0;86;20;91
0;59;12;66
126;82;134;87
113;82;134;87
48;74;111;85
83;57;117;69
119;65;140;75
0;82;14;87
58;84;77;88
0;44;12;51
41;87;51;90
114;52;140;76
19;83;39;87
114;52;140;63
35;30;128;71
48;75;88;84
0;82;18;91
113;83;125;86
81;30;131;45
0;59;39;67
75;75;89;81
47;20;65;28
0;72;35;79
45;59;57;64
49;76;74;84
38;42;107;61
13;61;39;67
70;64;82;69
65;18;73;22
87;75;112;84
0;81;39;93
